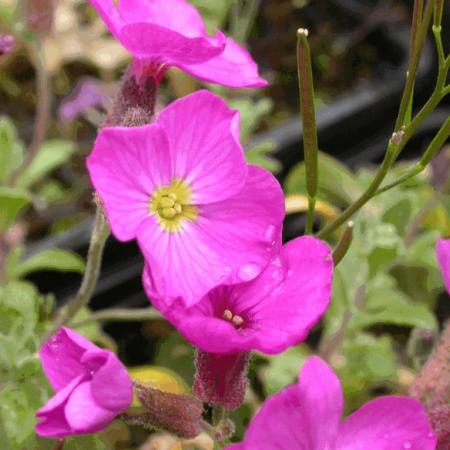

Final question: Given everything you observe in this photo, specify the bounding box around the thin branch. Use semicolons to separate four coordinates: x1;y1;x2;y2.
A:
70;307;163;328
44;205;109;340
8;40;51;185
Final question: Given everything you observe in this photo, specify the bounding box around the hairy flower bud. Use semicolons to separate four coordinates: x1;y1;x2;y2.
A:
130;384;204;439
194;350;250;410
104;70;156;127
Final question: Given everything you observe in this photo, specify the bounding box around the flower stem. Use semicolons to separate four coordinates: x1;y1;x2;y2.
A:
8;40;51;185
375;115;450;195
44;204;109;340
69;307;162;328
52;440;64;450
297;28;318;234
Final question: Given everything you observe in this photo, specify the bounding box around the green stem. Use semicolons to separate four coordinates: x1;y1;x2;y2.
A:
332;221;354;267
69;307;162;328
8;40;51;185
52;440;64;450
297;28;319;234
395;0;435;130
212;405;225;427
434;0;444;27
44;205;109;340
375;116;450;195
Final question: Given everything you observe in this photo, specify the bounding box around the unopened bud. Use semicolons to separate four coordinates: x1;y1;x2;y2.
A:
215;418;235;442
24;0;55;34
131;384;203;439
0;35;15;55
104;70;156;127
391;126;406;146
194;350;250;410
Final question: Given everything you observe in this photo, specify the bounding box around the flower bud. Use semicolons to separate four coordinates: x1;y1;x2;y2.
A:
0;35;15;55
131;384;204;439
194;350;250;410
104;70;156;127
24;0;55;34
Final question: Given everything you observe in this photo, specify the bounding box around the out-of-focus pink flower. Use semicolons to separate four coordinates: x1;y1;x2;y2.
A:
436;238;450;293
148;236;333;355
87;90;284;307
59;79;109;123
0;35;16;55
36;327;133;438
228;356;437;450
87;0;267;88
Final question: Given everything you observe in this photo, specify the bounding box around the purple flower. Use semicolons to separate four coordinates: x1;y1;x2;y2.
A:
148;236;333;354
36;327;133;438
436;238;450;294
87;0;267;88
228;356;437;450
0;35;15;55
145;236;333;409
59;79;109;123
87;90;285;307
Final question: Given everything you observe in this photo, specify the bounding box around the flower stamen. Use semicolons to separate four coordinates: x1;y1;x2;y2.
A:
223;309;244;328
150;179;197;232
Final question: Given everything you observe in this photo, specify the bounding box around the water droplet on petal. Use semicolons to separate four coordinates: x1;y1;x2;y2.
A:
403;441;412;449
427;432;435;439
264;225;276;242
287;269;293;277
238;263;261;281
383;433;390;439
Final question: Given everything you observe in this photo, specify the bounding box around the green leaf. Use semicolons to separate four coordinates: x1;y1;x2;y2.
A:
350;277;438;331
0;117;24;182
64;435;106;450
285;151;363;207
16;140;76;188
12;248;85;278
246;141;281;174
0;186;31;231
338;333;398;412
260;346;309;396
190;0;233;32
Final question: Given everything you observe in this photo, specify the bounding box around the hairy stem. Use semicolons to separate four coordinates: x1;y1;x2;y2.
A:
44;205;109;340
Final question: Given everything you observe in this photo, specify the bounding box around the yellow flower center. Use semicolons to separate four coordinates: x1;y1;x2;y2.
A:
149;179;197;232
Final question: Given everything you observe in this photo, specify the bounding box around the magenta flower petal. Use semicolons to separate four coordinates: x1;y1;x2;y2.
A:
151;236;332;354
64;382;116;433
118;0;206;35
89;91;284;306
35;376;84;438
335;396;436;449
436;237;450;293
230;356;436;450
179;37;268;88
141;165;284;306
87;124;172;241
36;327;133;438
155;90;246;204
87;0;265;89
40;327;97;391
120;24;226;65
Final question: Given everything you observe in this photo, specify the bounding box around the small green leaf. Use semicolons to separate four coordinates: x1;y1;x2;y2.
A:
16;140;76;188
285;152;363;207
64;435;106;450
246;142;281;174
261;346;309;396
0;117;24;182
0;187;31;231
12;248;85;278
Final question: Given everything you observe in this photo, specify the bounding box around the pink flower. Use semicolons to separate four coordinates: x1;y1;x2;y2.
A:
87;90;285;307
145;236;333;409
228;356;437;450
436;238;450;293
87;0;267;88
147;236;333;355
36;327;133;438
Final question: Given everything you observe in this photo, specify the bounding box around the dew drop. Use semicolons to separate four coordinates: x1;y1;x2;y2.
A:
238;263;261;281
403;441;412;449
427;432;435;439
264;225;276;242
